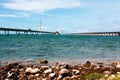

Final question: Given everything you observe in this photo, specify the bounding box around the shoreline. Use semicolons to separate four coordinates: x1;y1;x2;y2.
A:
1;60;120;80
1;57;120;66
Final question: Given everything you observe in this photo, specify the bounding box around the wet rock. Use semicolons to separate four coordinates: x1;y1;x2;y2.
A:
40;59;48;64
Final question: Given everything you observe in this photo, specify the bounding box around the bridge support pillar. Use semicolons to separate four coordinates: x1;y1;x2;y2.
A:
5;30;9;35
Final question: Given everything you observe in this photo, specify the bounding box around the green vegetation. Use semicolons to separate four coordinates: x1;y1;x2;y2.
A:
85;73;120;80
85;73;104;80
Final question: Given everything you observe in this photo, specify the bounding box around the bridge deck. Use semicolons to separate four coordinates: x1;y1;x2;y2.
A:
74;31;120;36
0;27;54;35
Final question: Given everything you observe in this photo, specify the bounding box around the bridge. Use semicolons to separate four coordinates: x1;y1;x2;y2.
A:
74;31;120;36
0;27;55;35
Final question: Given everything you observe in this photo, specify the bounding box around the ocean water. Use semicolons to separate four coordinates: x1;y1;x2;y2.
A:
0;34;120;64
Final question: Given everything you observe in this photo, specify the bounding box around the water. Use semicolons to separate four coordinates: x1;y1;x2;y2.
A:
0;34;120;64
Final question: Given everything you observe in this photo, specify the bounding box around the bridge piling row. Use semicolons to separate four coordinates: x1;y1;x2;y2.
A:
76;32;120;36
0;27;54;35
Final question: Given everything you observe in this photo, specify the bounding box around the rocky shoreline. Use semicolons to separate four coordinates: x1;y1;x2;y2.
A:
1;60;120;80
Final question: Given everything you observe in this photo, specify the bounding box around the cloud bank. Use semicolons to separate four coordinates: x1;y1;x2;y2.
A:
0;14;18;17
1;0;81;13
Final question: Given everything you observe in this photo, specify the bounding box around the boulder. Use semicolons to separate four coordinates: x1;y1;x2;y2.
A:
59;68;70;77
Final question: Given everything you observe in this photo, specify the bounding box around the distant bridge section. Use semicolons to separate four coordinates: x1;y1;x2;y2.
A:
0;27;54;35
74;31;120;36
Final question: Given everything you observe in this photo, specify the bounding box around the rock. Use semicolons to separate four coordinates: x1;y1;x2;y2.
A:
83;61;91;68
57;75;62;80
25;67;39;74
40;59;48;64
59;63;70;69
110;62;120;68
71;75;80;79
116;64;120;68
32;68;39;73
7;72;13;78
72;69;80;75
41;66;50;69
40;66;50;72
44;68;52;74
117;72;120;74
59;68;70;77
42;78;47;80
49;73;56;78
25;67;33;73
111;74;116;78
5;63;18;71
63;76;70;80
104;70;111;74
35;73;40;76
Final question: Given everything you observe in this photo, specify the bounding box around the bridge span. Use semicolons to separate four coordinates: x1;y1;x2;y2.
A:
0;27;54;35
74;31;120;36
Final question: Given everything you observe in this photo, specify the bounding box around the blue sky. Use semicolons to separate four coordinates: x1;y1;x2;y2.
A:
0;0;120;33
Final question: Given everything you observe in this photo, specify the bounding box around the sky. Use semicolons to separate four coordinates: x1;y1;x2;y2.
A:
0;0;120;33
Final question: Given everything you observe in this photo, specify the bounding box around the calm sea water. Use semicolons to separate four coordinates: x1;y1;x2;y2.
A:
0;34;120;64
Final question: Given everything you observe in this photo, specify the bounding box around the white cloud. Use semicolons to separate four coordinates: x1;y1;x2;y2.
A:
16;12;31;17
1;0;81;13
0;14;18;17
0;12;30;18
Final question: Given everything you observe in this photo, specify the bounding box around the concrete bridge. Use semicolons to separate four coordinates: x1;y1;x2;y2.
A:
0;27;55;35
74;31;120;36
